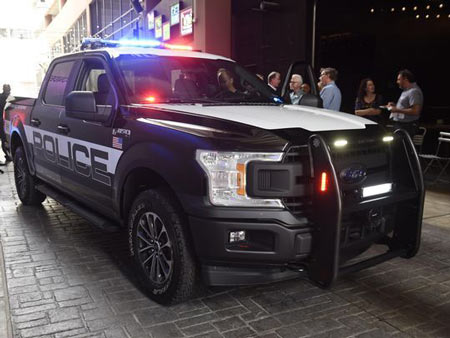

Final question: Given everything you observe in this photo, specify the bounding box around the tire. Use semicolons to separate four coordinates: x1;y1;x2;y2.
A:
128;188;197;304
13;146;46;205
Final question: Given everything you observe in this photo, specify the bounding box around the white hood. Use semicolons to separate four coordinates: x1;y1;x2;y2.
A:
149;104;376;132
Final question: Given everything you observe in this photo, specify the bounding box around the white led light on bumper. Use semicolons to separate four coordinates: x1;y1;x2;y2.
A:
362;183;393;198
196;150;284;207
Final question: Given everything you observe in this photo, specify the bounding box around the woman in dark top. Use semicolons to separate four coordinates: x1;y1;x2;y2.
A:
355;78;384;124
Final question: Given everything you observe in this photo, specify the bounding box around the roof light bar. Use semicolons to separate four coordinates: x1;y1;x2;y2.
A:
81;38;192;51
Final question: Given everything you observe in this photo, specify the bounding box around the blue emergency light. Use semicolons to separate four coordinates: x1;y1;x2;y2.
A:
80;38;192;51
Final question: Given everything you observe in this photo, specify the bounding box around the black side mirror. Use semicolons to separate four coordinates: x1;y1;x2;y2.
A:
65;91;109;122
298;93;323;108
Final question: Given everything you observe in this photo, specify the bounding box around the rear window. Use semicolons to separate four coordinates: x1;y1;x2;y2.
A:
44;61;75;106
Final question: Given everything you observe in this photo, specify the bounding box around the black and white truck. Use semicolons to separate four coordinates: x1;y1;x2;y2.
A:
2;39;424;304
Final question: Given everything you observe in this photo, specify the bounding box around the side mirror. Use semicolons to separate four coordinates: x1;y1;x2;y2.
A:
65;91;109;122
298;93;323;108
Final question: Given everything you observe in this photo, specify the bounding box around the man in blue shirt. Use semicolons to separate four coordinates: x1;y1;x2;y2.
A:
319;68;342;111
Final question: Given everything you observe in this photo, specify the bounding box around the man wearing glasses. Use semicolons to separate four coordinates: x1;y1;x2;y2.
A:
319;67;342;111
289;74;305;105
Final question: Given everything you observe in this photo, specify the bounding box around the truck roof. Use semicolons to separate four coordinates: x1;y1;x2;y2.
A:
58;46;233;62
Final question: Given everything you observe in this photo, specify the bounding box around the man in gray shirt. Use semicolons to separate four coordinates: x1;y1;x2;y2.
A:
387;69;423;137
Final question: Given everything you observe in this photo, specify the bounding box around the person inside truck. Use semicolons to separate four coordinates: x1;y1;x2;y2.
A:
216;68;243;98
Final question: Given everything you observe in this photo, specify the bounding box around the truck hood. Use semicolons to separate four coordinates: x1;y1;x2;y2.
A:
149;104;376;132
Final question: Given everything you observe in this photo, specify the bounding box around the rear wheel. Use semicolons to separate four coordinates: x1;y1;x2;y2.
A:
128;188;197;304
14;146;46;205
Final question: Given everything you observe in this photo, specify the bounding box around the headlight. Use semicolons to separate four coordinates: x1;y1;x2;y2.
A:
196;150;284;208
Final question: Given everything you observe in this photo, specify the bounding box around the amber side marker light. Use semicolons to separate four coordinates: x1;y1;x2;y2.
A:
320;172;329;192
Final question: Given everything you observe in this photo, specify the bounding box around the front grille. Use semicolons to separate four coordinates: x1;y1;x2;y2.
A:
282;145;312;217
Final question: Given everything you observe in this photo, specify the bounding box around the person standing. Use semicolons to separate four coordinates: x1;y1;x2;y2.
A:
267;71;281;95
386;69;423;137
289;74;305;105
319;67;342;111
354;78;384;124
0;84;12;163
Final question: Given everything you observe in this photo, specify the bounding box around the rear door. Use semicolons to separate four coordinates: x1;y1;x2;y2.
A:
58;56;121;214
29;59;79;188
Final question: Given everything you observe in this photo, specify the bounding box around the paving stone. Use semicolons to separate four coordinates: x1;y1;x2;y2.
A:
146;323;184;338
212;316;246;332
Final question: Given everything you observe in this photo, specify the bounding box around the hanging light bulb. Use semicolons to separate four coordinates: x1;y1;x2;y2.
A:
425;14;430;18
391;7;395;12
416;14;420;18
436;14;440;18
413;6;418;11
439;4;443;8
426;5;430;10
370;8;375;13
402;7;406;11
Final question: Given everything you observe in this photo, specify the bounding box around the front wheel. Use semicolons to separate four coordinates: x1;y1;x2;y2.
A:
14;146;46;205
128;188;197;304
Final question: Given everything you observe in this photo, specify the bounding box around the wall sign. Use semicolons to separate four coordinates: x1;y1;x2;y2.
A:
155;15;163;38
170;2;180;26
180;7;193;36
163;21;170;41
147;11;155;30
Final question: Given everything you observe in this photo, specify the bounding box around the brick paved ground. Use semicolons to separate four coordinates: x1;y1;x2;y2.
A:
1;162;450;338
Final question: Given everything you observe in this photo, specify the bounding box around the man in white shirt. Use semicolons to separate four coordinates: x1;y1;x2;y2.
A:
289;74;305;105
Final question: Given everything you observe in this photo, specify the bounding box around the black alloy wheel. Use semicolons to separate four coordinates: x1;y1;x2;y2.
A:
136;211;174;285
129;188;197;304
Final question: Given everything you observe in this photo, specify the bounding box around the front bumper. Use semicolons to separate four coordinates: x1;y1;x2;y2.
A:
189;129;424;287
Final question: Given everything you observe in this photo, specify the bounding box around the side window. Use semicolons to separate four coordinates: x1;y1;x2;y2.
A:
44;61;75;106
79;59;114;107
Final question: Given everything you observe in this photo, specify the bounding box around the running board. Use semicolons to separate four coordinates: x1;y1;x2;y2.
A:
36;184;120;232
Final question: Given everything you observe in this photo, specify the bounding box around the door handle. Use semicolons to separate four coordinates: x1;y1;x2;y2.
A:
57;124;70;135
31;118;41;127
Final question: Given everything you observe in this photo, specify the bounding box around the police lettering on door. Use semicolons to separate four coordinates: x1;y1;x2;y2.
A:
25;126;122;186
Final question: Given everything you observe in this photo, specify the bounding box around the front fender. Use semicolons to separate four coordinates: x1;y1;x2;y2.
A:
112;140;209;218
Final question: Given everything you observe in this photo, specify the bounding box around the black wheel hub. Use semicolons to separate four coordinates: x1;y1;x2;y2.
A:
136;212;173;285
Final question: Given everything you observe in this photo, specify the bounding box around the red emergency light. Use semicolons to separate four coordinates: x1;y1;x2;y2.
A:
319;171;329;192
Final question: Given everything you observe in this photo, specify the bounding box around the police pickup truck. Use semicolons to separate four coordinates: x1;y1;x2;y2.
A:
2;38;424;304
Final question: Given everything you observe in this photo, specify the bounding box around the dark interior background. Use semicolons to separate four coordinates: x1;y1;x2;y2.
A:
317;0;450;121
232;0;449;123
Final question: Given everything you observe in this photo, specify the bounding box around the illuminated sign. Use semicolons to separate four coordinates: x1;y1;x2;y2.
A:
170;2;180;26
155;15;163;39
180;7;193;36
163;21;170;41
147;11;155;30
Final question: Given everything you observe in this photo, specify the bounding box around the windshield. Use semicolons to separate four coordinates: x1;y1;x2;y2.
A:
115;54;281;104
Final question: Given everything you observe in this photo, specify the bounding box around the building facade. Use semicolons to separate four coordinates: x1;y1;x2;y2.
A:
39;0;313;79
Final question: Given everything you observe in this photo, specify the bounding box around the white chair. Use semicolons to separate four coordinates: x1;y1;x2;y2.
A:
412;127;427;154
420;131;450;184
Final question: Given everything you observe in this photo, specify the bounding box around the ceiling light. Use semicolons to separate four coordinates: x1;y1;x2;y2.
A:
437;14;441;18
402;7;406;11
439;3;443;8
413;6;417;11
426;5;430;9
391;7;395;12
370;8;374;13
416;14;420;18
426;14;430;18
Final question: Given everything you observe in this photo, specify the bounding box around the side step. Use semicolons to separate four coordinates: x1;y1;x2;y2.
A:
36;184;120;232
